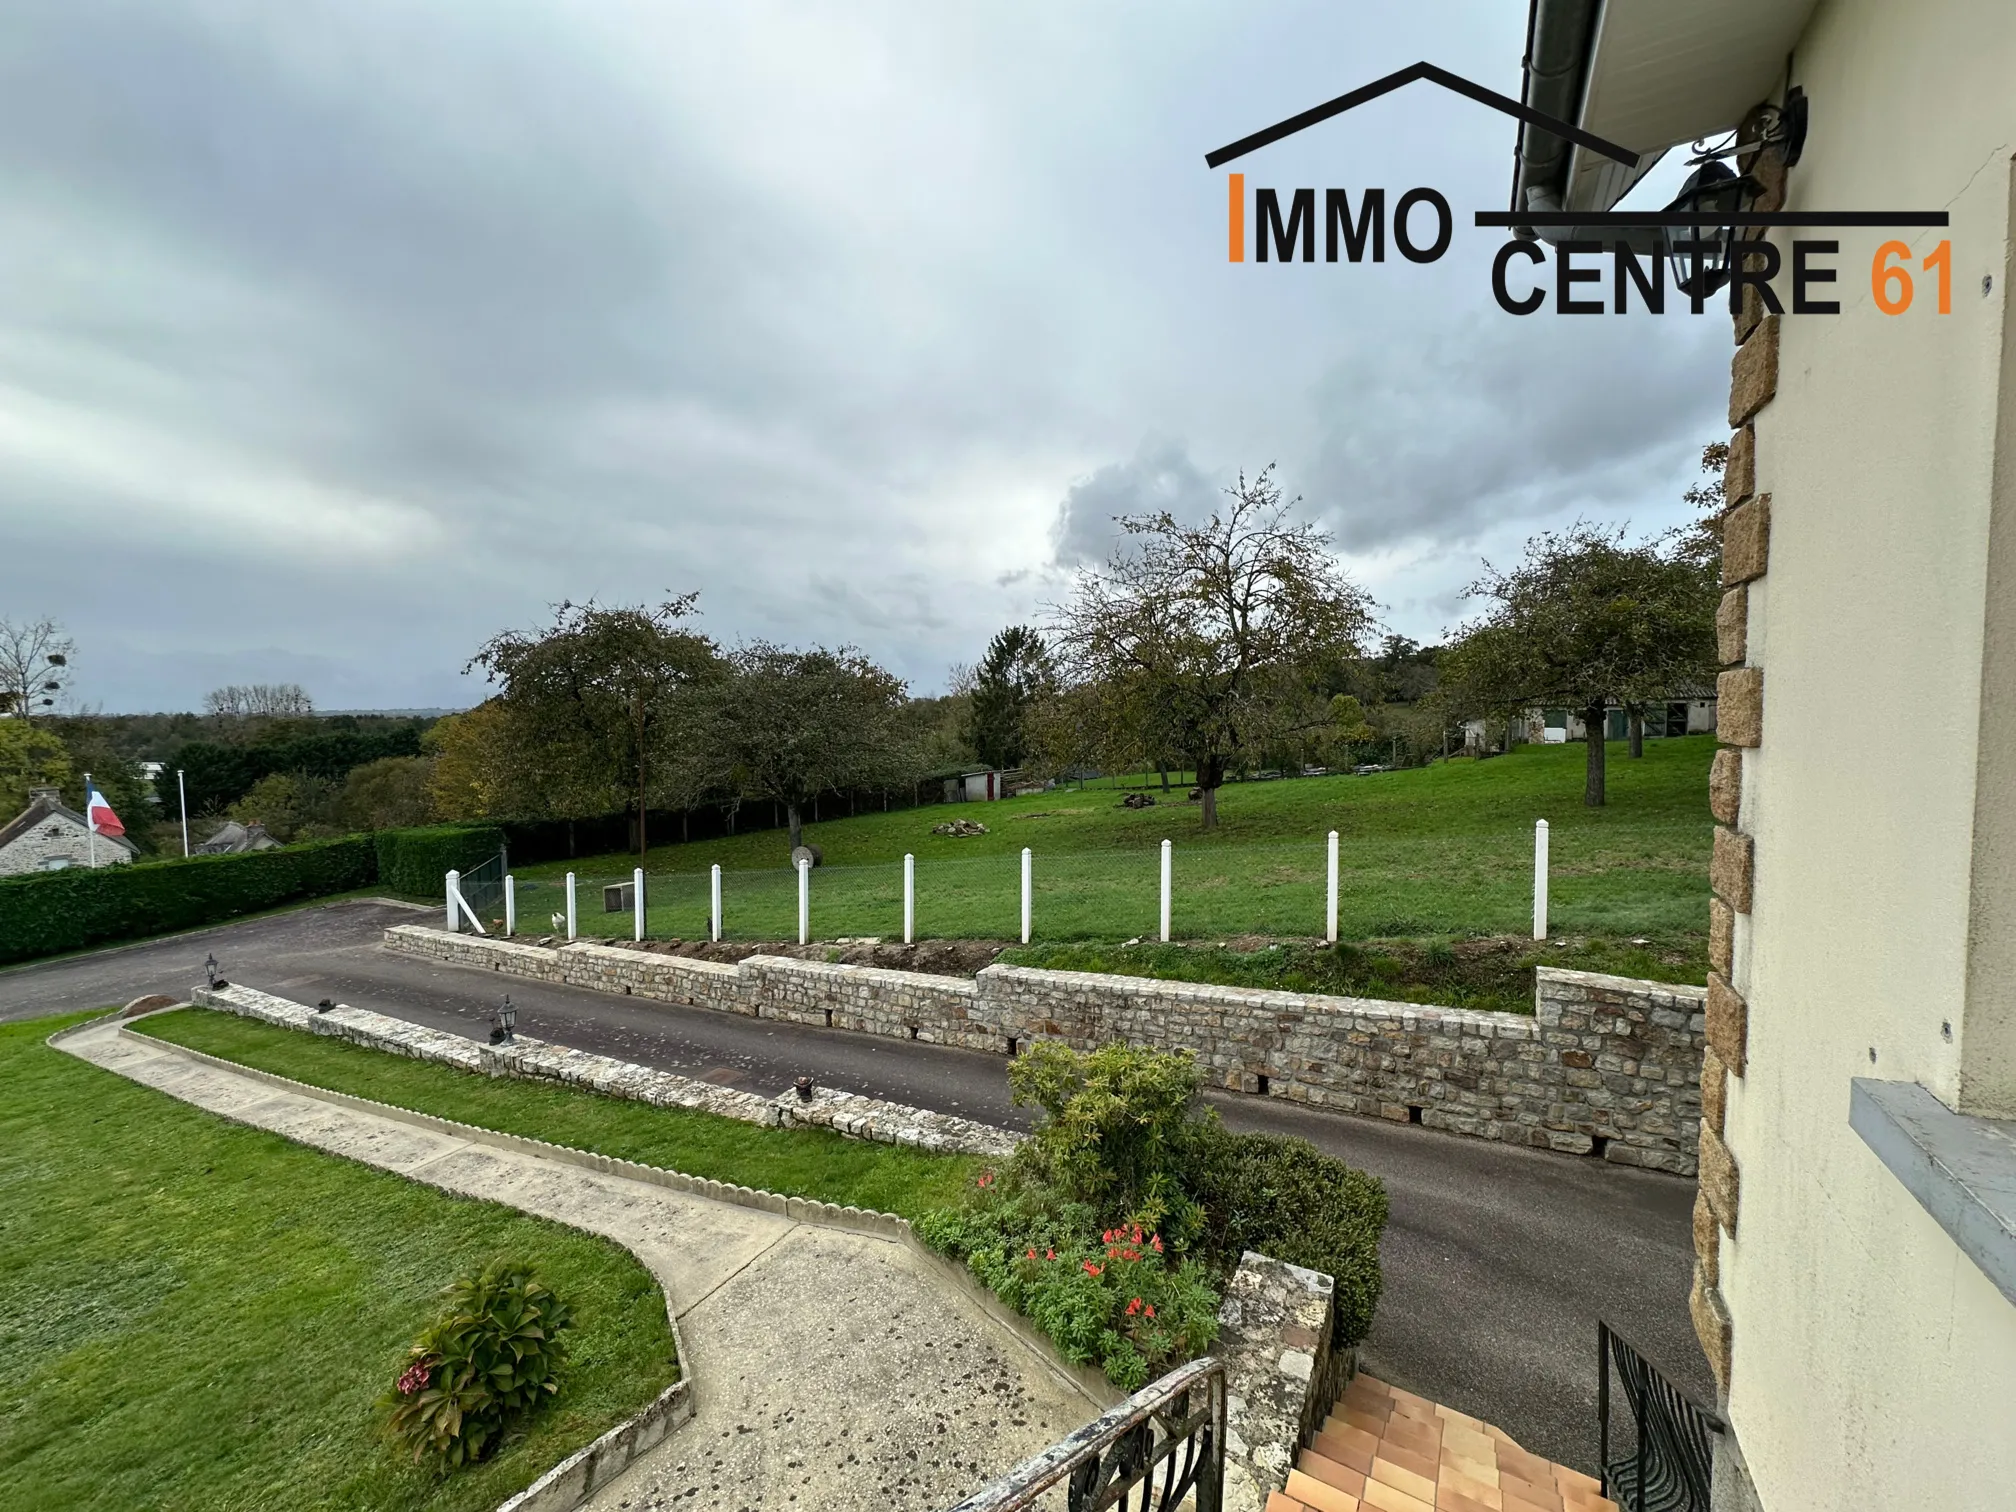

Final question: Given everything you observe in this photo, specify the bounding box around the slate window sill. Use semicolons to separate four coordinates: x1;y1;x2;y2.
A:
1850;1078;2016;1307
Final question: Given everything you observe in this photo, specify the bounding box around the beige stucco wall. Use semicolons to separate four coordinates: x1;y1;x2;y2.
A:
1720;0;2016;1506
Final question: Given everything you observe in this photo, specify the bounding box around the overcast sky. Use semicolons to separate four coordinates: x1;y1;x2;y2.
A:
0;1;1729;713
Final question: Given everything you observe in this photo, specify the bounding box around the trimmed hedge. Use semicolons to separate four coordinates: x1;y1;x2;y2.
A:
0;837;377;967
374;825;505;900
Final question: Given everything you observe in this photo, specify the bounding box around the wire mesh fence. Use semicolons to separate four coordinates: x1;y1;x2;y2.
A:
503;822;1709;944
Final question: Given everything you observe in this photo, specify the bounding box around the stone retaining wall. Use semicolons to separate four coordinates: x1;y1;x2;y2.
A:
384;926;1707;1174
192;983;1018;1158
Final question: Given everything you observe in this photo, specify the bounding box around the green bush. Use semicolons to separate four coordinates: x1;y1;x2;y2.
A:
1174;1120;1387;1347
382;1261;573;1469
375;825;504;899
918;1042;1388;1381
1007;1040;1204;1243
0;836;376;966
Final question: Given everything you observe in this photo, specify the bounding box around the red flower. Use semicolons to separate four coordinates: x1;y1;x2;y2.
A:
1026;1247;1037;1259
1146;1304;1156;1318
1150;1234;1164;1254
975;1170;995;1188
1125;1297;1143;1316
1045;1248;1056;1261
1083;1261;1103;1277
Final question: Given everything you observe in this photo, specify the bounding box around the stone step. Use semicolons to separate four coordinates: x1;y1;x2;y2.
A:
1268;1372;1617;1512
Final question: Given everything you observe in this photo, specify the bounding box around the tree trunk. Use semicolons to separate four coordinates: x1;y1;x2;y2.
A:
1583;701;1608;807
1628;707;1645;759
1159;763;1170;791
1198;756;1224;829
787;803;804;851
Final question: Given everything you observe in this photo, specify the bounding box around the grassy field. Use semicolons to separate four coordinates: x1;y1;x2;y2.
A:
0;1012;678;1512
135;1008;979;1219
510;738;1714;955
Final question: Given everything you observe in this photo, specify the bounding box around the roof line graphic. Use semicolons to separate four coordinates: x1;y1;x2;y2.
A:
1204;60;1638;171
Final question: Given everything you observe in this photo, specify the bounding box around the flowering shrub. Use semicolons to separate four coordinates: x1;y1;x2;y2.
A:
381;1261;573;1469
916;1179;1218;1390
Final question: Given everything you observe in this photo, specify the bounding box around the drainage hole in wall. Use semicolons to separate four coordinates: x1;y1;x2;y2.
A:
1005;1036;1019;1058
909;1026;919;1040
1590;1134;1610;1159
824;1009;833;1028
623;985;631;996
1407;1105;1424;1124
1255;1075;1270;1096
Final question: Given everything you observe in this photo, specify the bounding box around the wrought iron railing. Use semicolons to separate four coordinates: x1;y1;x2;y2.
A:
1598;1320;1722;1512
947;1356;1225;1512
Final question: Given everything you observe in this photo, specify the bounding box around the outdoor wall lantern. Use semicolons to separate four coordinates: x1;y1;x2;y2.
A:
795;1075;816;1103
1661;89;1807;302
203;953;224;989
489;995;516;1044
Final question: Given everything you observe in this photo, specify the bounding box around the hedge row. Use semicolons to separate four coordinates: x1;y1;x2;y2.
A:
0;837;378;967
175;724;428;813
374;825;505;900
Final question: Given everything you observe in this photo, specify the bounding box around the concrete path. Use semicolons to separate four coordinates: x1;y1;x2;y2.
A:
55;1017;1098;1512
3;899;1709;1471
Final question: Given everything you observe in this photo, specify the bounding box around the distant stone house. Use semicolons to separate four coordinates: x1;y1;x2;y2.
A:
0;786;139;876
194;821;282;855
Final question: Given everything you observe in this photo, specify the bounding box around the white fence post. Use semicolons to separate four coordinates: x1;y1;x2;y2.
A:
565;872;577;939
710;864;722;942
903;853;915;944
1021;848;1033;944
633;866;646;942
1326;830;1339;945
797;858;811;945
504;875;516;936
1533;819;1550;941
1159;839;1172;943
445;870;459;932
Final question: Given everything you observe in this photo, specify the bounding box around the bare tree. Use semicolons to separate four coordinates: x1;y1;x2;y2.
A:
1048;466;1375;828
0;617;74;722
203;683;316;719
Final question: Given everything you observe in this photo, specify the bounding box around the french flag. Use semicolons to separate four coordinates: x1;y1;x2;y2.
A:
87;785;125;838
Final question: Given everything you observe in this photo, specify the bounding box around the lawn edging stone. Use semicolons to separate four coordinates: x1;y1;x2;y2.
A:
385;925;1709;1175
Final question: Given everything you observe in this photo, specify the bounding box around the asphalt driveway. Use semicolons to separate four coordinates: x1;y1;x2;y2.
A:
0;898;1710;1471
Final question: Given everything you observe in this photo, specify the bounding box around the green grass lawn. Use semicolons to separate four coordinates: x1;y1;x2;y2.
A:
134;1008;979;1219
0;1012;678;1512
510;738;1713;953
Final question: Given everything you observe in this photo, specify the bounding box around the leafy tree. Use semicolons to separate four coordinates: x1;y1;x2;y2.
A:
338;755;438;830
1048;466;1374;827
225;771;342;841
0;719;73;806
965;626;1055;769
204;683;315;719
424;700;533;820
684;643;917;852
468;598;719;857
0;617;72;721
1441;523;1718;807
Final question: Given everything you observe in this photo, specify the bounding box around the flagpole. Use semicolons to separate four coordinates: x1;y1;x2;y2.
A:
85;771;96;867
178;769;189;857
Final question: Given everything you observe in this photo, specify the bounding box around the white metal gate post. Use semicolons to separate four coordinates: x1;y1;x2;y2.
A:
504;875;516;936
797;858;811;945
1159;839;1172;943
565;873;577;939
710;864;722;942
1326;830;1339;944
903;853;915;944
1021;848;1033;944
1533;819;1550;941
633;866;646;942
445;870;460;931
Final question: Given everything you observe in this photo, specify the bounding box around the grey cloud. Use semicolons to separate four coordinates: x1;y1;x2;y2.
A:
1050;437;1222;568
1304;310;1729;551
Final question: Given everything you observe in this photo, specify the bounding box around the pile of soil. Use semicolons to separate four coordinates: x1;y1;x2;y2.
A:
606;935;1011;977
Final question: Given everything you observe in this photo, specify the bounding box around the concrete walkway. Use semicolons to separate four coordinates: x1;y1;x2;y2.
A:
56;1018;1096;1512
